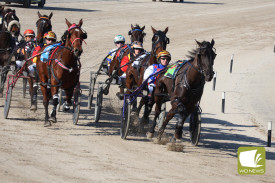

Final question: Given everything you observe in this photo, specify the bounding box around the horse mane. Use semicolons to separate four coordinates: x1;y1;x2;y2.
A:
61;30;69;43
186;41;211;61
132;24;141;29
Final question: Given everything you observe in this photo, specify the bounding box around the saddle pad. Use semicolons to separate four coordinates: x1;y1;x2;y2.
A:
164;60;187;79
40;43;61;63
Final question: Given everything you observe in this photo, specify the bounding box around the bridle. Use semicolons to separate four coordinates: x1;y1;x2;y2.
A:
129;28;145;43
67;24;87;48
190;45;216;76
36;16;52;36
151;31;170;56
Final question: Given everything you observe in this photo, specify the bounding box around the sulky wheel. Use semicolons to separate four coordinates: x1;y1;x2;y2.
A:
189;109;201;146
120;99;131;139
94;85;103;123
156;102;166;129
4;84;13;119
72;86;81;125
88;72;96;109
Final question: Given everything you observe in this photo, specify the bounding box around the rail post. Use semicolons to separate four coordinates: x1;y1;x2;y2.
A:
230;54;234;73
213;71;217;91
222;92;225;113
267;121;272;147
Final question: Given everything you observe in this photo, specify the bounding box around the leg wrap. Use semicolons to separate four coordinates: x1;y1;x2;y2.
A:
52;94;59;106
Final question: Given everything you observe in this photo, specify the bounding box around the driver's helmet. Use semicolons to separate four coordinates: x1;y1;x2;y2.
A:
43;31;57;41
24;29;35;37
114;35;125;43
157;50;171;61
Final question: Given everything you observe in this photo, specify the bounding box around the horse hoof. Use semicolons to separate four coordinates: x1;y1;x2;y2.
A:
116;92;124;100
146;132;154;139
62;103;70;112
49;117;56;123
30;105;37;111
175;126;183;139
44;121;51;127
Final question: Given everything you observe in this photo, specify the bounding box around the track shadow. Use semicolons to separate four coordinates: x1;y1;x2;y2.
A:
193;117;275;160
158;0;224;5
3;4;99;12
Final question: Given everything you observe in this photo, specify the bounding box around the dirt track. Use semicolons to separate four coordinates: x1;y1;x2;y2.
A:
0;0;275;182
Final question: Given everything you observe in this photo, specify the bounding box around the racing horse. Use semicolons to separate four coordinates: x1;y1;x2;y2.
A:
36;11;53;44
104;24;146;95
147;39;216;141
128;24;146;43
0;7;18;97
25;11;53;110
36;18;87;127
1;7;20;39
125;26;169;113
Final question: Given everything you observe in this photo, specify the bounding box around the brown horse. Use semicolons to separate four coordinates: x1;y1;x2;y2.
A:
36;18;87;127
25;11;53;110
36;11;53;44
104;24;146;95
1;7;20;40
128;24;146;43
125;26;169;112
147;39;216;141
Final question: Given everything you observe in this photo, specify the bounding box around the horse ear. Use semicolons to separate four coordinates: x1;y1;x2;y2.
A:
141;25;145;31
78;19;83;27
151;26;157;34
13;9;16;14
131;24;134;30
164;27;169;34
195;39;203;47
65;18;71;27
49;12;53;20
211;39;215;47
38;11;42;18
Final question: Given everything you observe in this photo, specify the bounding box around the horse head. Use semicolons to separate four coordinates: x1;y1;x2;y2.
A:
128;24;146;43
151;26;169;58
196;39;216;81
2;8;20;38
64;18;87;57
36;11;53;44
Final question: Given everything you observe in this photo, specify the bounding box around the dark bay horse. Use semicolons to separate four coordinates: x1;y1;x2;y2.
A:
36;18;87;127
36;11;53;44
0;7;18;97
105;24;146;95
125;26;169;113
1;7;20;40
147;39;216;141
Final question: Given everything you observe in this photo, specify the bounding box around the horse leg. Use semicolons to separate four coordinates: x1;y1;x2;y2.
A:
175;112;188;140
63;88;73;112
49;86;59;123
147;97;162;138
126;73;137;111
40;85;50;127
29;78;38;111
0;68;8;97
171;97;188;139
155;107;176;141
